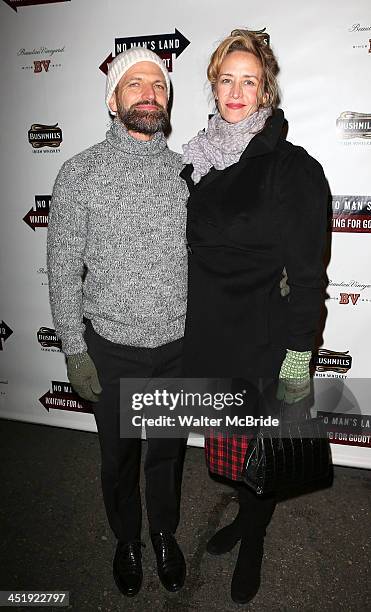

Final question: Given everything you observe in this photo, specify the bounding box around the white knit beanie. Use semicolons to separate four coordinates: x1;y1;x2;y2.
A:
105;48;170;113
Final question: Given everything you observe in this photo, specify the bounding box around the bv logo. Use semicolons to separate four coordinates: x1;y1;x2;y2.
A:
339;293;360;305
34;60;51;73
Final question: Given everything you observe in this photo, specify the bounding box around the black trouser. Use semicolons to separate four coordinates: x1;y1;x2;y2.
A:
84;319;187;543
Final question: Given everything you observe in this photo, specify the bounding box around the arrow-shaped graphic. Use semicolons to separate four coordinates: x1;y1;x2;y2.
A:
116;29;190;58
99;52;113;76
0;320;13;350
172;28;190;57
23;208;49;231
2;0;70;12
100;29;190;75
39;389;93;414
23;195;50;231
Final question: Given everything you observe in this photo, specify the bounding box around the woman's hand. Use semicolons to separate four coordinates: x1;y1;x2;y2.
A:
280;267;290;297
277;349;311;404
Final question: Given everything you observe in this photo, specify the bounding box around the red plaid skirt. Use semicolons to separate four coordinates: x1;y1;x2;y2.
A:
204;428;251;482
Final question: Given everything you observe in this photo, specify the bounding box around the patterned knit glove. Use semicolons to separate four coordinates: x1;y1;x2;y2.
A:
66;352;102;403
280;267;290;297
277;349;311;404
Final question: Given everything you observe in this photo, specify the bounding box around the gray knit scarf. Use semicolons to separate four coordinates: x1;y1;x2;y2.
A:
182;107;272;184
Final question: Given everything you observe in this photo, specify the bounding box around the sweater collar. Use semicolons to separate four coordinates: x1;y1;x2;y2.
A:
106;117;168;156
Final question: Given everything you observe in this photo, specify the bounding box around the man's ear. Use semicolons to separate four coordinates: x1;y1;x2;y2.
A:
108;92;118;114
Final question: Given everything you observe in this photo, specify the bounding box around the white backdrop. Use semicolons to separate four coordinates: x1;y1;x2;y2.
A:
0;0;370;468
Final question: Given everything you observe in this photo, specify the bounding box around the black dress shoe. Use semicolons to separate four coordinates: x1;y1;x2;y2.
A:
113;540;143;597
150;531;186;592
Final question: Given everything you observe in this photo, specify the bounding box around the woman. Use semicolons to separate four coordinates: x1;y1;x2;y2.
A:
181;29;328;604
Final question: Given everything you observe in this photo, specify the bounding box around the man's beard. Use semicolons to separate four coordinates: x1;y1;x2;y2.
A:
117;99;170;135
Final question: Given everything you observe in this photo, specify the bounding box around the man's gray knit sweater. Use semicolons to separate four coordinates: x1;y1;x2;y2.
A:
47;119;189;354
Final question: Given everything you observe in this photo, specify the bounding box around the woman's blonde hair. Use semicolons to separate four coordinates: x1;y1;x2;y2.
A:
207;28;280;109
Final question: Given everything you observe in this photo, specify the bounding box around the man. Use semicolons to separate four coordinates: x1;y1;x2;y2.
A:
47;48;189;598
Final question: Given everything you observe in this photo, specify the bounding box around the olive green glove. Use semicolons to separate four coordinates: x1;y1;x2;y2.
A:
280;267;290;297
277;349;311;404
66;352;102;402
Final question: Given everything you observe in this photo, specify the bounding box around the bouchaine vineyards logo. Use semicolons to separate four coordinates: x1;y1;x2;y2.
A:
0;321;13;350
338;293;360;305
349;24;371;32
313;349;352;376
348;23;371;53
99;29;190;75
18;46;65;56
336;111;371;139
327;279;371;307
39;381;93;414
17;46;65;73
34;59;50;72
332;195;371;233
28;123;62;151
37;327;62;350
2;0;70;12
21;59;62;74
23;195;50;230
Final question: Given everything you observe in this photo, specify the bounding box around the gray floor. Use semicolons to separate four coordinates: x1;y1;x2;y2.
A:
0;419;370;611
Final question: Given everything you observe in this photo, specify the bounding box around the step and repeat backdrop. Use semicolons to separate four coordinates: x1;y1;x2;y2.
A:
0;0;370;468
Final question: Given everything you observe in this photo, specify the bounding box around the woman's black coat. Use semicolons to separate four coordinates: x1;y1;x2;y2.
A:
180;109;329;379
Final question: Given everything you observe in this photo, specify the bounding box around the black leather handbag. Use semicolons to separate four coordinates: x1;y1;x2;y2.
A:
241;402;332;496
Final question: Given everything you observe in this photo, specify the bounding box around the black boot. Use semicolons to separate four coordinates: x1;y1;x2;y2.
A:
231;488;276;605
206;510;244;555
206;485;250;555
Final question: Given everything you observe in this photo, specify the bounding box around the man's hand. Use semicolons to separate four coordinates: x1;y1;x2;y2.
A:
277;349;311;404
66;352;102;402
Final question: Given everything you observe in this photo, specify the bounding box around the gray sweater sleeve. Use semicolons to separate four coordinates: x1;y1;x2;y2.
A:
47;161;88;355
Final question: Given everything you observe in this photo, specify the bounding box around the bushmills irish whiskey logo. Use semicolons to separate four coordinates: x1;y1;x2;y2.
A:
37;327;62;350
314;349;352;374
28;123;62;148
336;112;371;139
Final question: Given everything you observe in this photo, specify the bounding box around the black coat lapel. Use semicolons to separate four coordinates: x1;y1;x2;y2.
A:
180;109;286;194
180;163;223;194
179;164;196;194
